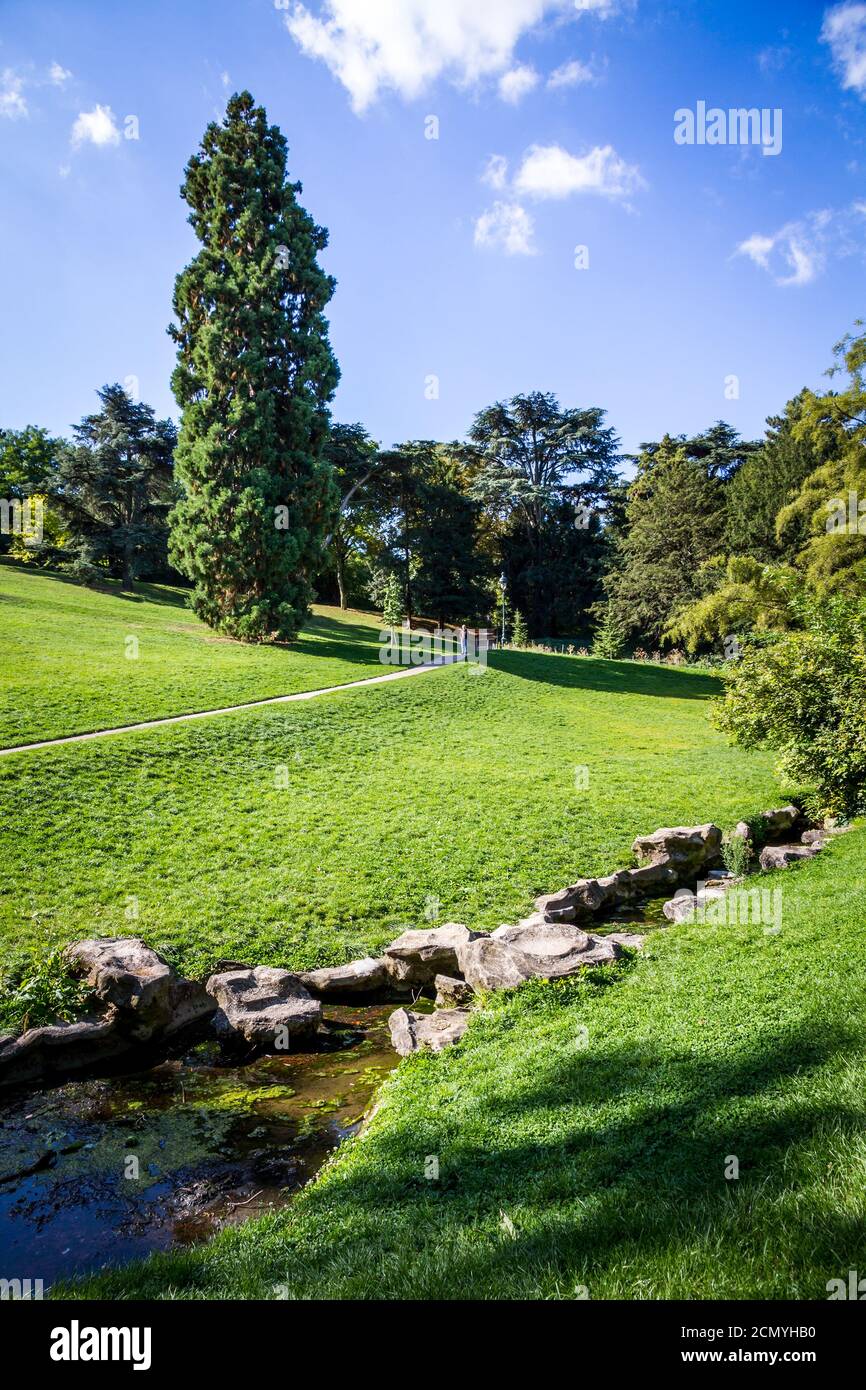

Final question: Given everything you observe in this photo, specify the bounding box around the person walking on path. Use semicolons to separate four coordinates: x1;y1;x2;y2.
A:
460;624;468;661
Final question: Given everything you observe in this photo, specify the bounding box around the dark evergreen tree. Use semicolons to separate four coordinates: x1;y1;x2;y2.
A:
168;91;339;641
605;435;725;644
54;384;176;589
466;391;621;635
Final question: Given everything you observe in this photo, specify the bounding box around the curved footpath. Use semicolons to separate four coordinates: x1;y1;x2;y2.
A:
0;658;459;757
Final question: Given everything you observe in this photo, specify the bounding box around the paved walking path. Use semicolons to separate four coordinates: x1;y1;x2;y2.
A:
0;659;459;757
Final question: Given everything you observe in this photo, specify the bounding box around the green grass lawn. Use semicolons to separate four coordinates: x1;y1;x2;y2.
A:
64;825;866;1301
0;636;783;982
0;562;399;745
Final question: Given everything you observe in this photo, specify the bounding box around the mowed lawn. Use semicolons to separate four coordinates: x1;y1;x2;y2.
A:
0;563;399;745
0;635;784;981
68;825;866;1301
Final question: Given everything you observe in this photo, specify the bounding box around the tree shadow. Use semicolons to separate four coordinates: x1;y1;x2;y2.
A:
489;648;722;700
248;1016;865;1296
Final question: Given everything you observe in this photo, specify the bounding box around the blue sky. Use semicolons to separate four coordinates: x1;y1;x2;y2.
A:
1;0;864;457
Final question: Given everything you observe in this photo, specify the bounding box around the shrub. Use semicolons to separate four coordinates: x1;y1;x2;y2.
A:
0;946;92;1033
592;605;628;660
713;592;866;819
510;610;529;647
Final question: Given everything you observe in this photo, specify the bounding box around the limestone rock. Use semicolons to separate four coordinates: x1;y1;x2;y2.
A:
759;843;818;872
383;923;481;986
0;1013;128;1090
298;956;389;997
632;824;722;874
760;805;801;837
205;967;321;1047
434;974;474;1008
64;938;182;1042
459;924;621;992
388;1007;470;1056
605;931;645;950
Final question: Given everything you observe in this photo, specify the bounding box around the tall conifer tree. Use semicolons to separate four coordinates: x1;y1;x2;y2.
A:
169;91;339;640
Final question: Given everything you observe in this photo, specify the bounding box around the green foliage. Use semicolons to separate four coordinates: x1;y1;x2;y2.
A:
714;591;866;818
591;604;628;659
720;830;751;877
510;609;528;647
0;946;91;1033
381;571;403;631
605;435;727;644
774;324;866;597
0;425;59;498
466;391;621;636
168;91;339;642
320;422;380;609
725;393;841;563
665;557;800;655
53;385;176;589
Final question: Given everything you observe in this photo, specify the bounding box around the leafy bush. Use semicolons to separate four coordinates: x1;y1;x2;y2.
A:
721;831;751;878
713;592;866;819
0;946;92;1033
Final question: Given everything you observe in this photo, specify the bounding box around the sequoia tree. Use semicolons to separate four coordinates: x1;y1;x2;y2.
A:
168;91;339;640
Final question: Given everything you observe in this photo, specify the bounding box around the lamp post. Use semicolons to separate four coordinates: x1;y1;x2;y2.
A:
499;572;507;647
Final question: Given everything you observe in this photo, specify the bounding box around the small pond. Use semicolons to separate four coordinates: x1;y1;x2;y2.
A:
0;1002;399;1287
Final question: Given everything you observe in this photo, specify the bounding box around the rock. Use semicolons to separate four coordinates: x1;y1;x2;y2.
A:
623;862;679;894
459;925;621;992
0;1013;130;1090
759;843;818;872
298;956;389;997
662;883;731;923
632;824;723;875
733;821;752;841
382;924;481;986
760;805;801;837
800;829;827;847
205;967;321;1048
388;1007;470;1056
456;937;535;991
605;932;645;950
535;878;606;922
434;974;474;1008
492;920;622;973
63;937;213;1042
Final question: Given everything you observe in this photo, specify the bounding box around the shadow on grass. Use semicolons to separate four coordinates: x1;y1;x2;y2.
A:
65;1013;865;1299
487;647;723;700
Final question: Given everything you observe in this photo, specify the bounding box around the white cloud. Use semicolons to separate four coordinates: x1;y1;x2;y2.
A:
733;207;866;287
482;153;509;189
0;69;27;120
498;63;539;103
547;57;595;88
282;0;619;112
513;141;645;200
71;104;121;148
49;62;72;86
821;2;866;96
474;200;536;255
